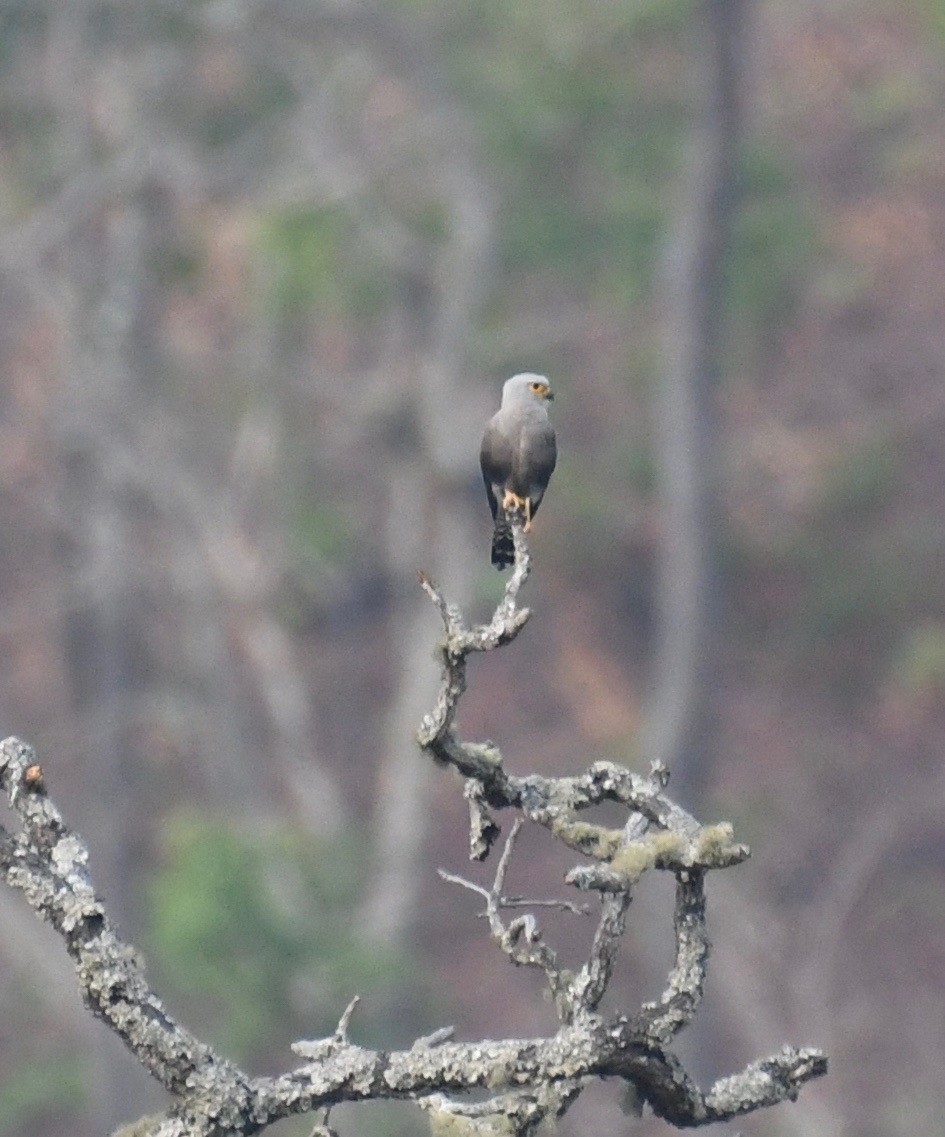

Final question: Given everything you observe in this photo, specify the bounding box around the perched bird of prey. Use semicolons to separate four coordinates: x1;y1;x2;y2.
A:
480;373;557;569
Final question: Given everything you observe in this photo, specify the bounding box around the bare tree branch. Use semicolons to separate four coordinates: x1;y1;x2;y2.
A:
413;529;825;1129
0;527;825;1135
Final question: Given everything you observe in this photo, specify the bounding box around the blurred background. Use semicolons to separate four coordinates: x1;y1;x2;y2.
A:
0;0;943;1134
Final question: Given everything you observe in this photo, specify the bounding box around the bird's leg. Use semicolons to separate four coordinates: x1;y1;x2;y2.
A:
501;492;532;532
502;489;528;524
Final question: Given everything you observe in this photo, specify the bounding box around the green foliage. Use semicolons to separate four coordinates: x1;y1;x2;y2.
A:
547;437;653;552
733;513;935;701
854;72;923;131
155;242;201;288
258;207;389;328
0;4;44;74
259;208;349;324
439;0;689;304
799;541;908;642
0;1052;83;1134
726;143;817;334
203;69;296;150
140;3;207;45
620;438;658;496
814;433;899;517
888;622;945;695
921;0;945;41
729;432;905;692
760;530;920;702
495;102;679;300
148;812;404;1060
291;501;354;568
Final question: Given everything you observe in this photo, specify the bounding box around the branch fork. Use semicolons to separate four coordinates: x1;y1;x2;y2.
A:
0;524;826;1135
417;529;826;1128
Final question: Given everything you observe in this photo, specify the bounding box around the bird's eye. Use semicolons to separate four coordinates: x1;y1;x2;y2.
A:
530;382;546;394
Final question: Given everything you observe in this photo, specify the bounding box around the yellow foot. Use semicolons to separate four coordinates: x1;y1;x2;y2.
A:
501;489;526;513
501;491;534;531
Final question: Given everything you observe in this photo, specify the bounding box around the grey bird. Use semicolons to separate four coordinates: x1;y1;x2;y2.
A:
480;373;557;569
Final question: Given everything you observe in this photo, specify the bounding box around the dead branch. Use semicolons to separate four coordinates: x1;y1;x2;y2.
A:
414;522;826;1129
0;524;824;1135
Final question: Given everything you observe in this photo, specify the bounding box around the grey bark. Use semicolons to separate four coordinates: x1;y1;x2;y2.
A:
0;529;826;1136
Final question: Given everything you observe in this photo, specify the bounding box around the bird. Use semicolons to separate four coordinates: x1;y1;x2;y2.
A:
479;373;557;570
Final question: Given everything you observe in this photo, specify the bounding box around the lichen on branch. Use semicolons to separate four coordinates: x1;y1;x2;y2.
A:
0;521;825;1137
414;521;826;1129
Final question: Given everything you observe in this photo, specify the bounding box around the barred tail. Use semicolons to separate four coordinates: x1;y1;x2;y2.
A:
491;513;514;569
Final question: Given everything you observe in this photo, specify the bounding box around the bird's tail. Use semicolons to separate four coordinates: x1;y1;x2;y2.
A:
491;514;514;569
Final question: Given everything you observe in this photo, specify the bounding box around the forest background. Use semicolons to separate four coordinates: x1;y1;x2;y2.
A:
0;1;942;1135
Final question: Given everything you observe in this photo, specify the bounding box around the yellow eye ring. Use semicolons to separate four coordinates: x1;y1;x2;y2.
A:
530;382;547;394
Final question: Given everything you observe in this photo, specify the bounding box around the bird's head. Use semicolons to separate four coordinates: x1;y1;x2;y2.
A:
502;373;555;408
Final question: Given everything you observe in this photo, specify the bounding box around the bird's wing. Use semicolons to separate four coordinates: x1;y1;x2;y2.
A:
522;421;557;516
480;416;513;521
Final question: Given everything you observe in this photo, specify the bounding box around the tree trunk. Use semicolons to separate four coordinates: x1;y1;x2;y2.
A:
645;0;747;811
361;163;495;949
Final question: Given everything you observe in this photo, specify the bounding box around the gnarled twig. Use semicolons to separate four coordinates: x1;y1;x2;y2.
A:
0;527;826;1136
